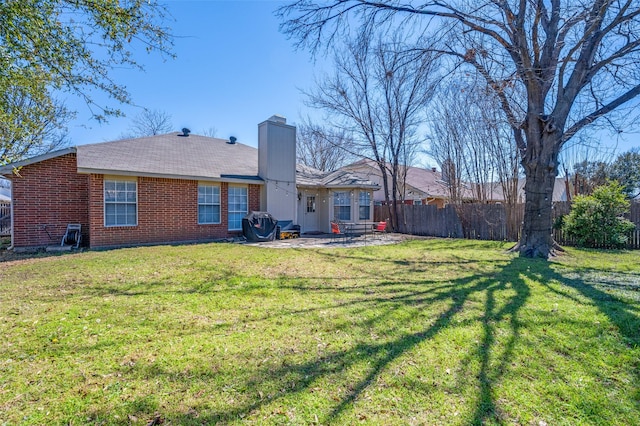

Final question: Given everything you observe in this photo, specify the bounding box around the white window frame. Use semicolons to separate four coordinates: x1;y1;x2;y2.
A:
198;183;221;224
333;191;351;221
228;185;248;231
359;191;371;220
104;178;137;227
306;195;316;213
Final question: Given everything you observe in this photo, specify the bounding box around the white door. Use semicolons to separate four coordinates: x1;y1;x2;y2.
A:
302;195;319;233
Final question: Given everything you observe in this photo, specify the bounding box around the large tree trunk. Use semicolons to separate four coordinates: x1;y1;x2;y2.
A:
518;129;561;258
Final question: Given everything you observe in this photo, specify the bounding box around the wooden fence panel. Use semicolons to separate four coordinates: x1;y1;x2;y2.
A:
456;204;508;241
375;201;640;249
374;204;463;237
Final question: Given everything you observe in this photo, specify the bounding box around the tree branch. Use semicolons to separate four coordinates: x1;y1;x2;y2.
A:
564;83;640;141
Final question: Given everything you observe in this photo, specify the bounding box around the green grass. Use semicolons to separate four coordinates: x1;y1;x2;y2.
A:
0;239;638;425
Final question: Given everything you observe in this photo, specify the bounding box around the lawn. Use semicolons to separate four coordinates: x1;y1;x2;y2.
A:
0;239;638;425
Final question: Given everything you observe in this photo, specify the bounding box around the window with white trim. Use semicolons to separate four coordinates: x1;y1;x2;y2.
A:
333;191;351;221
359;191;371;220
198;184;221;224
104;179;137;226
306;196;316;213
228;186;248;230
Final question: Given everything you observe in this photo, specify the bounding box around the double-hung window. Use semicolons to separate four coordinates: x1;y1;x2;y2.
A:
104;179;137;226
198;184;221;224
228;186;248;230
359;191;371;220
333;191;351;221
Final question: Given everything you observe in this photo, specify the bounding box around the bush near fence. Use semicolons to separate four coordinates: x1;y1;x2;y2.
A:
375;202;640;249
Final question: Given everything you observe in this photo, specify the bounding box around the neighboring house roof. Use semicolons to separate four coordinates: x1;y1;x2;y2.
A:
341;159;573;203
296;163;379;189
76;133;261;182
402;163;460;199
0;193;9;203
478;177;570;203
341;159;455;200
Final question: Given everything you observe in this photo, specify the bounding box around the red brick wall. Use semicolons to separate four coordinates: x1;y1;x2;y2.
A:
88;175;262;248
8;154;90;248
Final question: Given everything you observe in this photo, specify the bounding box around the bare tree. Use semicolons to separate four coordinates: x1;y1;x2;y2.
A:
559;136;616;199
304;32;440;230
429;80;510;204
297;120;355;172
200;127;219;138
279;1;640;258
428;90;468;204
429;79;523;238
571;160;610;196
130;109;173;137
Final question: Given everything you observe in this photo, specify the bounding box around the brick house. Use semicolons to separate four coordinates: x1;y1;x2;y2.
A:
1;116;378;250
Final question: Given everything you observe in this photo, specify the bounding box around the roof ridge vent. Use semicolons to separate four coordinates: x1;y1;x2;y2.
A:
179;128;191;137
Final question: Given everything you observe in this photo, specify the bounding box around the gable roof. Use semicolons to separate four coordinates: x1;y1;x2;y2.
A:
76;133;261;182
0;148;77;175
296;163;379;189
2;133;381;189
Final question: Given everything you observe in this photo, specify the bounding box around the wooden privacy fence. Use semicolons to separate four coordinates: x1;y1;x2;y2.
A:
0;202;10;237
375;202;640;249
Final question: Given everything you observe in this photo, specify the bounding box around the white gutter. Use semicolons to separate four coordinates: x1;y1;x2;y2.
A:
76;168;264;185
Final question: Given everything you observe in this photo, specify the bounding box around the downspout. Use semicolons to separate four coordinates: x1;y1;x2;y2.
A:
8;180;14;250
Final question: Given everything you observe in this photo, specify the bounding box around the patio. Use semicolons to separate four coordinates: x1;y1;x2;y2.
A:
244;232;419;248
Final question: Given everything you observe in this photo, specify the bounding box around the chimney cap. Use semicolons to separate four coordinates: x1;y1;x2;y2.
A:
268;115;287;124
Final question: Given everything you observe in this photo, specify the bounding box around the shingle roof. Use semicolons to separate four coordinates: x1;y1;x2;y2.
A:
76;133;261;182
2;134;381;189
296;163;379;189
342;159;455;199
403;164;457;198
0;148;77;175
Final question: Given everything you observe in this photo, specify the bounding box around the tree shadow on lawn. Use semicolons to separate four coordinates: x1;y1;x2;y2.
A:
141;256;534;424
544;261;640;399
78;255;639;425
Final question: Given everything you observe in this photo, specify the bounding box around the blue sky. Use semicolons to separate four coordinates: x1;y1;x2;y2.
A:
64;0;638;159
66;0;322;148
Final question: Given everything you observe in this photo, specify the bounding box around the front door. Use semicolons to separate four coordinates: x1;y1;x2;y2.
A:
302;195;319;233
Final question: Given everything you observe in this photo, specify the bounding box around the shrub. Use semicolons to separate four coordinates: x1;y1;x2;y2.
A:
563;181;636;248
